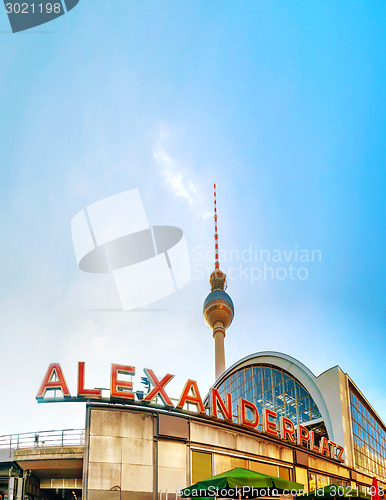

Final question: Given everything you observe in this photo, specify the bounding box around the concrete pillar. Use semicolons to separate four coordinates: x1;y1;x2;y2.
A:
213;321;226;380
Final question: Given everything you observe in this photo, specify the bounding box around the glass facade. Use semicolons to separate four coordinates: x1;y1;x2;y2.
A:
350;387;386;481
215;364;322;429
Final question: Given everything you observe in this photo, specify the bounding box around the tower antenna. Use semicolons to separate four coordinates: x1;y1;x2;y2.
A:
214;183;220;271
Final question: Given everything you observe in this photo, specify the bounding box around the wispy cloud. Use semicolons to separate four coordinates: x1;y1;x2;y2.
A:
154;149;196;204
153;123;198;206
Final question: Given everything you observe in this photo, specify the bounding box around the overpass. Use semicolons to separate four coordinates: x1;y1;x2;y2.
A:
0;429;84;499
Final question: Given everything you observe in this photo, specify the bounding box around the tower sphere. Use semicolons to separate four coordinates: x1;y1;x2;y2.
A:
203;289;234;330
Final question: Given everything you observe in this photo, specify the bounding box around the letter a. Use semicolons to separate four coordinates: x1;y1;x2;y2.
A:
36;363;70;400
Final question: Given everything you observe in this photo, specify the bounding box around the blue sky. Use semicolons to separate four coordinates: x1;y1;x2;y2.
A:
0;0;385;434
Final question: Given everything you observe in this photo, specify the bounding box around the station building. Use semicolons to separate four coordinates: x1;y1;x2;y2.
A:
78;349;385;499
1;305;384;499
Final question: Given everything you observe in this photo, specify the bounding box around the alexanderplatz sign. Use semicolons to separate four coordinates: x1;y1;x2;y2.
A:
36;362;345;464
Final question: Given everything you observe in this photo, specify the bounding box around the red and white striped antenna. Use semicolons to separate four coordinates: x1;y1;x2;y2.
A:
214;183;220;270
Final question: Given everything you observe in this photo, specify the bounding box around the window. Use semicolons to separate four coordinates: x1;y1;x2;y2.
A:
308;473;349;490
192;451;212;483
214;453;232;475
279;467;291;480
215;363;323;428
309;473;317;492
210;454;293;481
350;386;386;481
250;461;278;476
214;455;250;475
249;461;291;480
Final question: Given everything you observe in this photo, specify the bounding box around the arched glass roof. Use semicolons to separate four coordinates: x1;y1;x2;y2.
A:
215;363;322;429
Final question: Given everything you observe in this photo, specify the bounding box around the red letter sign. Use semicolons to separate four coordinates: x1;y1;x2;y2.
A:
280;417;296;443
336;445;345;463
176;380;205;414
110;364;135;400
297;425;310;447
319;436;330;457
77;362;102;398
263;409;279;436
143;369;174;407
36;363;70;399
239;399;259;428
210;389;233;421
310;431;320;452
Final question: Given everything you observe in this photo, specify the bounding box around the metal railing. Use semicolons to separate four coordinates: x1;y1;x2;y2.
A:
0;429;85;453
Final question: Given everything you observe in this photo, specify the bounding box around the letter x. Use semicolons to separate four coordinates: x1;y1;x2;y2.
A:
143;369;174;407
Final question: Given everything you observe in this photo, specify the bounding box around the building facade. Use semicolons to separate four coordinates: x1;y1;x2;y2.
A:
80;351;386;499
0;350;385;499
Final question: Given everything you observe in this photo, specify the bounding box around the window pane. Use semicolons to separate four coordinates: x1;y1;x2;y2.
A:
231;456;248;469
299;410;311;424
214;454;232;475
296;383;308;399
279;467;291;480
262;367;271;380
317;475;330;488
254;382;262;397
274;382;283;397
254;393;263;405
298;397;309;411
310;407;321;420
273;369;283;386
263;376;272;391
192;451;212;483
284;378;295;392
286;401;297;415
309;473;317;492
250;461;277;476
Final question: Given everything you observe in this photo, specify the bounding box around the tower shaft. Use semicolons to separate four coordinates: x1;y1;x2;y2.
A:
213;321;226;380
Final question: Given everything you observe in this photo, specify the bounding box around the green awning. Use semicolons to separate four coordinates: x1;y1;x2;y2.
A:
181;467;304;498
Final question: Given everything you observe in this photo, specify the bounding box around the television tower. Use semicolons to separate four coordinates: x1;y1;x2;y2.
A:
203;184;234;381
